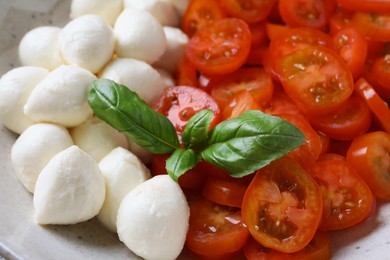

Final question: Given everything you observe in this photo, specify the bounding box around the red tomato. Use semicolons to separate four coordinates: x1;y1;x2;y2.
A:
354;78;390;133
243;237;291;260
242;156;323;253
347;131;390;200
289;230;331;260
276;46;354;115
266;23;290;41
278;0;336;29
219;0;277;23
175;56;198;87
186;199;250;256
351;12;390;42
332;26;368;79
335;0;390;13
328;5;354;34
248;21;268;47
318;131;331;155
371;54;390;92
222;90;262;120
307;155;374;230
264;88;305;118
210;67;274;109
245;45;268;66
181;0;227;37
308;95;371;141
185;18;251;75
153;86;221;139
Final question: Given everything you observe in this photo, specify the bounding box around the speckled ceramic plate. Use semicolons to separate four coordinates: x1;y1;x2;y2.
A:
1;1;390;259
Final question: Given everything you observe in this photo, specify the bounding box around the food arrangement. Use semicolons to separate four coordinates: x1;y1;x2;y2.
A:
1;0;390;259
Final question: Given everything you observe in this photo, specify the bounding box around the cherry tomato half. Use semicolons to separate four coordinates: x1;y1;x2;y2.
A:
336;0;390;13
351;12;390;42
219;0;277;23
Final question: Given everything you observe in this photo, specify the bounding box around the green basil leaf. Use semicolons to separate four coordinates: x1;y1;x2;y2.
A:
182;109;213;150
88;79;180;154
201;110;305;177
166;148;201;181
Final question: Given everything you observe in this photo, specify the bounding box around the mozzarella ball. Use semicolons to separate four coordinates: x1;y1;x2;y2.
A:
154;26;189;73
98;147;151;232
60;15;115;73
70;0;123;26
100;58;165;104
18;26;65;70
0;66;48;134
165;0;190;17
11;123;74;193
123;0;179;27
70;117;129;162
155;68;175;88
34;146;105;225
24;65;96;127
117;175;189;260
114;8;167;64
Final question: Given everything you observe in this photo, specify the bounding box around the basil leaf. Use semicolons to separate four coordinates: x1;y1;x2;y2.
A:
88;79;180;154
182;109;213;150
166;148;201;181
201;110;305;177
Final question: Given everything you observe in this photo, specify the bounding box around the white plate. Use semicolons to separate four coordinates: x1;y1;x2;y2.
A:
0;1;389;259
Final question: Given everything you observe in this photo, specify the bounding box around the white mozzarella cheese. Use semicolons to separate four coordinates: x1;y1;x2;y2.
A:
70;0;123;26
100;58;165;104
24;65;96;127
0;66;48;134
34;145;105;225
117;175;189;260
97;147;151;232
114;8;167;64
18;26;65;70
60;15;115;73
11;123;74;193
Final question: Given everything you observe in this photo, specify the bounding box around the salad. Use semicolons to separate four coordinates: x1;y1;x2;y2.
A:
1;0;390;259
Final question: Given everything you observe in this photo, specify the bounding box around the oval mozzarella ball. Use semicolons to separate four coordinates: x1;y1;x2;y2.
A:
123;0;179;27
70;0;123;26
100;58;165;104
34;145;105;225
154;26;189;73
98;147;151;232
114;8;167;64
0;66;48;134
70;117;129;162
60;15;115;73
24;65;96;127
117;175;189;260
11;123;74;193
18;26;65;70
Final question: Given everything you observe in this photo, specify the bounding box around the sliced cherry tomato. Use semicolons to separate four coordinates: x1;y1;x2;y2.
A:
243;237;291;260
153;86;221;139
222;90;262;120
248;21;268;47
266;23;290;41
308;95;371;141
307;155;374;230
289;230;331;260
329;5;354;34
336;0;390;13
355;77;390;133
219;0;277;23
347;131;390;200
175;56;199;87
371;54;390;92
351;12;390;42
242;156;323;253
318;131;331;156
279;0;336;29
186;199;250;256
332;26;368;79
185;18;251;75
210;67;273;109
264;87;305;118
181;0;227;37
276;46;354;115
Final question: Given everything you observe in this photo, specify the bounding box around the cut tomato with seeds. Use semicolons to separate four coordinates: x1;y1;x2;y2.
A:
242;156;322;253
351;12;390;42
219;0;277;23
222;90;262;120
336;0;390;14
185;18;251;75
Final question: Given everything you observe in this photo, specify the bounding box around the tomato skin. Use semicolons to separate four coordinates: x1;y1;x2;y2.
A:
219;0;277;23
243;237;291;260
222;90;262;120
185;18;251;75
186;199;250;256
175;56;199;87
289;230;331;260
307;155;374;230
242;156;323;253
371;54;390;92
351;12;390;42
347;131;390;200
336;0;390;13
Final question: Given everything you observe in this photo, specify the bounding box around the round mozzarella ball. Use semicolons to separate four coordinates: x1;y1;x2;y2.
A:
114;8;167;64
154;26;189;73
60;15;115;73
117;175;189;260
100;58;165;104
166;0;190;17
98;147;151;232
24;65;96;127
155;68;175;88
0;66;48;134
70;0;123;26
18;26;65;70
123;0;179;27
11;123;74;193
70;117;129;162
34;145;105;225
